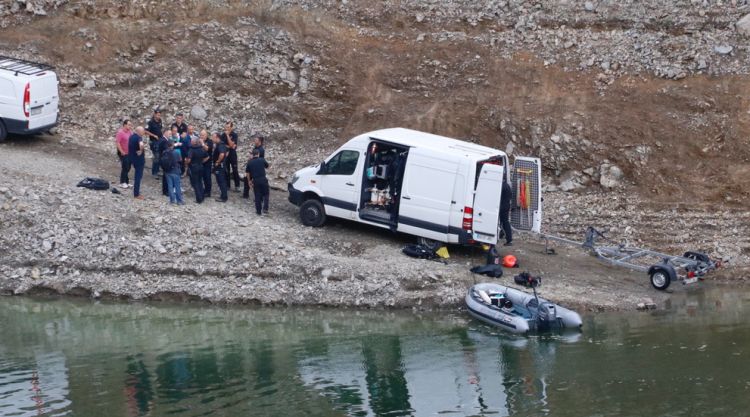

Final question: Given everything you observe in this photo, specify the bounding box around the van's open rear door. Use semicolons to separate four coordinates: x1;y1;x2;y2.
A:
472;163;504;244
511;157;542;233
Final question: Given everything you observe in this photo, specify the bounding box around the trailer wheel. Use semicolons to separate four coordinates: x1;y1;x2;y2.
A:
649;268;671;290
300;199;326;227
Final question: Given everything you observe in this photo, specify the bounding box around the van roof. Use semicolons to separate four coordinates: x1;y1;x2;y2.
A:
364;127;504;160
0;55;55;77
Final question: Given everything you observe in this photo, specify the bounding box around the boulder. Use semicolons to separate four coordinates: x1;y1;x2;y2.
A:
599;164;624;189
736;14;750;37
190;104;207;121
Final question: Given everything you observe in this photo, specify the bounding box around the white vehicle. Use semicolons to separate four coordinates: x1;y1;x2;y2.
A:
288;128;542;247
0;55;59;142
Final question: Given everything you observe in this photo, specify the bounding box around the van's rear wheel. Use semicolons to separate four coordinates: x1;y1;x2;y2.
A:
300;199;326;227
0;121;7;142
417;237;442;251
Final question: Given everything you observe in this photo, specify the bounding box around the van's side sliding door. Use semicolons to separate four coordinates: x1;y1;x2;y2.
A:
397;148;458;241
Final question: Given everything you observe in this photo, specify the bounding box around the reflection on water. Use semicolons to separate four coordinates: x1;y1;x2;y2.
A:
0;287;749;417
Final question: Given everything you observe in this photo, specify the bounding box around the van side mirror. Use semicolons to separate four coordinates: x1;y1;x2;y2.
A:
317;161;327;175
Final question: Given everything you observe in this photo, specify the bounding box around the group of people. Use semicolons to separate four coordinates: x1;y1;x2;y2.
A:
114;109;271;215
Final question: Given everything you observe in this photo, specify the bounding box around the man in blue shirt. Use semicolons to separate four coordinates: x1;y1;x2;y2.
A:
128;126;146;200
164;141;185;205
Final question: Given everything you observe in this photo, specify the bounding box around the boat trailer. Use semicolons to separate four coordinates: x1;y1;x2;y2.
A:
541;227;720;290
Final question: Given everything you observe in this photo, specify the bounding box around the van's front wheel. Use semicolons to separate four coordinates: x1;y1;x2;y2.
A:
0;121;7;142
300;199;326;227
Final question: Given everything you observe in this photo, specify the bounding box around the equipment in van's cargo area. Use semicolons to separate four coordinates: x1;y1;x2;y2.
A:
0;55;59;141
288;128;543;245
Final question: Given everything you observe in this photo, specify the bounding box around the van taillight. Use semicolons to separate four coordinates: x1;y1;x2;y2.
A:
462;206;473;230
23;83;30;118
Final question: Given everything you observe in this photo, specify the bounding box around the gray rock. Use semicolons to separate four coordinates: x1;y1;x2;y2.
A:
736;14;750;37
600;164;624;189
190;104;207;120
714;45;733;55
82;79;96;89
584;1;596;12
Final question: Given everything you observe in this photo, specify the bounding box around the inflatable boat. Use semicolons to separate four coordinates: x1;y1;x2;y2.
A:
465;282;582;334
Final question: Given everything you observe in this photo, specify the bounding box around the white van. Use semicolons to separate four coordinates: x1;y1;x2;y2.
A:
0;55;59;142
288;128;542;247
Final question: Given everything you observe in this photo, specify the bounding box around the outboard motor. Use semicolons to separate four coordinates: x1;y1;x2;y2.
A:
536;302;558;330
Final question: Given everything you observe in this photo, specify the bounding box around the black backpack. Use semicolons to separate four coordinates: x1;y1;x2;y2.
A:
160;149;176;172
77;177;110;190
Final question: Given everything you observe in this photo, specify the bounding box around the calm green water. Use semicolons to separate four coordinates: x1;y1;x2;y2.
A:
1;289;749;417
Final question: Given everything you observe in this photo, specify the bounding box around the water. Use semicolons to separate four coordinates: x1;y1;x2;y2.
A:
1;289;749;417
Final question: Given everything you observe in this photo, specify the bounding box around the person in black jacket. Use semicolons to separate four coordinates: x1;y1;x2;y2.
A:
198;130;213;198
220;121;240;192
185;137;210;203
245;148;269;215
500;180;513;246
145;109;163;178
211;132;229;202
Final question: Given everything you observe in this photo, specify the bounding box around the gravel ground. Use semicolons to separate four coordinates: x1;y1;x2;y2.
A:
3;134;740;312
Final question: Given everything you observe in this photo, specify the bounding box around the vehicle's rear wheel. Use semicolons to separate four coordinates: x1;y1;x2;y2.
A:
0;121;7;142
417;237;442;251
300;199;326;227
649;269;671;290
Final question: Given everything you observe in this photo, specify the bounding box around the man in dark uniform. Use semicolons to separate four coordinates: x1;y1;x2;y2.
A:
500;180;513;246
170;113;188;137
253;135;265;158
200;130;213;198
185;138;209;203
155;133;170;196
144;109;163;178
220;121;240;192
243;135;266;199
211;132;229;202
245;148;270;215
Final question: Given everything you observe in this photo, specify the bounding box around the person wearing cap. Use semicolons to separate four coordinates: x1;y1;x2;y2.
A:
245;148;270;215
211;132;229;202
128;126;147;200
220;121;240;192
115;119;133;188
145;108;164;178
185;137;209;203
171;113;188;137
